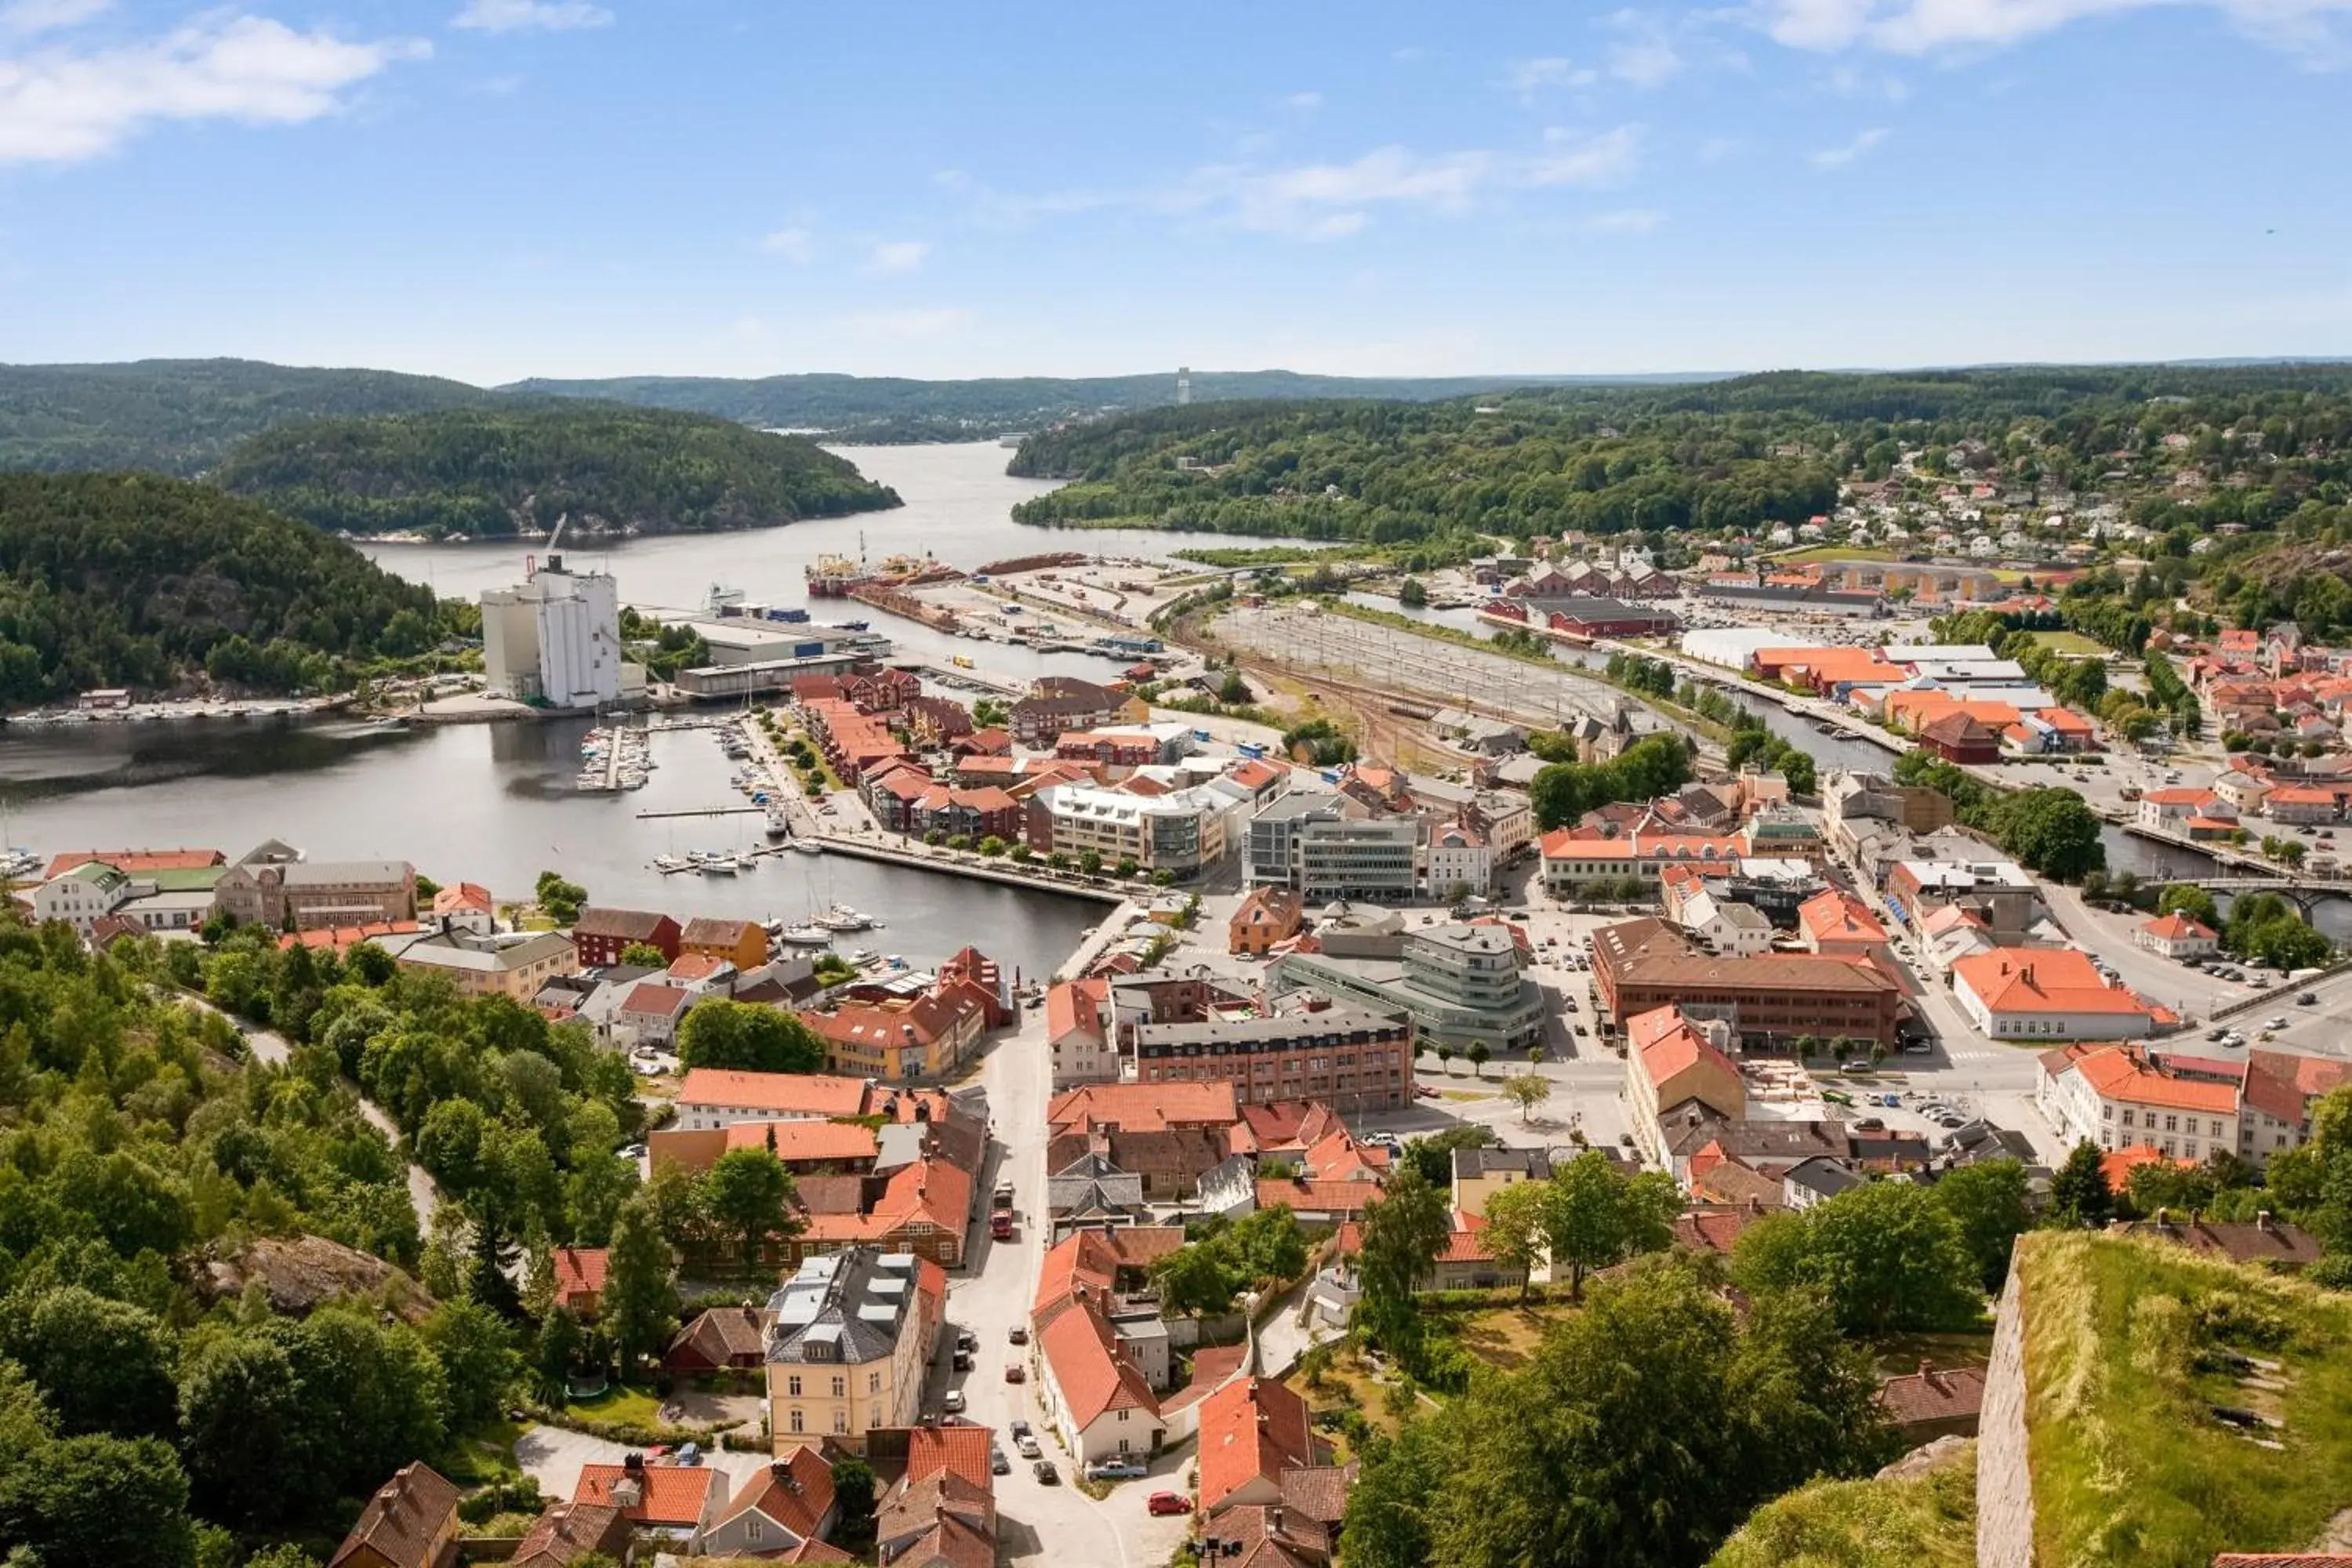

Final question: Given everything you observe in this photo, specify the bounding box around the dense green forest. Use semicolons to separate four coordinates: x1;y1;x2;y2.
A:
0;474;447;702
212;403;901;540
500;368;1700;437
1006;365;2352;551
0;360;487;476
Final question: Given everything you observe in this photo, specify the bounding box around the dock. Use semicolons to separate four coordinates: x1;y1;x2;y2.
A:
636;804;768;819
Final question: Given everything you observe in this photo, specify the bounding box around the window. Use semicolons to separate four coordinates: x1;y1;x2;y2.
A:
1117;1408;1129;1421
787;1376;801;1397
2164;1114;2178;1133
2209;1120;2223;1138
834;1409;848;1435
832;1377;845;1398
869;1371;881;1395
2120;1109;2135;1128
747;1521;764;1544
789;1407;804;1432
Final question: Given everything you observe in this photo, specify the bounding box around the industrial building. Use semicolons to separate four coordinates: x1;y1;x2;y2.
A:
481;555;630;710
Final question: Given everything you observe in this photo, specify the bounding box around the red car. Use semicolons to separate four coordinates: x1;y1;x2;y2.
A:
1004;1363;1027;1384
1147;1491;1190;1517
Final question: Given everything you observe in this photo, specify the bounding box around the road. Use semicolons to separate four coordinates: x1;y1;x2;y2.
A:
932;999;1193;1566
187;993;441;1232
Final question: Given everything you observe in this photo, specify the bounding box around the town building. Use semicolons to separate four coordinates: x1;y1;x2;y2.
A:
574;1456;727;1551
571;907;683;968
1229;887;1305;956
1821;771;1958;855
1451;1145;1556;1218
506;1501;633;1568
481;555;628;710
673;1069;878;1130
803;982;992;1081
681;915;771;971
767;1248;938;1450
2136;913;2219;960
2037;1044;2238;1162
1246;793;1421;903
1271;923;1544;1056
1197;1377;1330;1515
1624;1004;1747;1168
1132;1002;1410;1113
1011;678;1149;746
1797;888;1889;960
328;1462;461;1568
699;1448;840;1560
1952;949;2161;1041
390;930;578;1002
1592;918;1906;1051
1885;853;2042;939
1024;780;1247;876
2239;1047;2352;1168
1047;977;1117;1090
1424;820;1494;898
212;841;417;931
869;1425;999;1568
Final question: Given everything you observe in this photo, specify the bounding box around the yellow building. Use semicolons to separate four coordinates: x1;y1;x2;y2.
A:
765;1248;940;1452
1624;1004;1748;1170
392;931;577;1002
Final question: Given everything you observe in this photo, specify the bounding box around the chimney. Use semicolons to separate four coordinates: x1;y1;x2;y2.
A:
622;1452;646;1475
2257;1209;2274;1232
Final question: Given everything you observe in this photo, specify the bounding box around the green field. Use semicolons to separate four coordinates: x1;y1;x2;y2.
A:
2020;629;2107;656
1772;546;1898;564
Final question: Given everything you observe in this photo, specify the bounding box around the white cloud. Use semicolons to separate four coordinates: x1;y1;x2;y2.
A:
1171;146;1496;239
1584;206;1666;233
2;0;110;37
1530;123;1644;186
1809;125;1889;166
1697;134;1744;162
760;226;813;262
838;307;971;339
1284;89;1322;110
1611;37;1686;82
868;239;930;273
452;0;612;33
1502;55;1599;97
1755;0;2352;60
0;13;429;165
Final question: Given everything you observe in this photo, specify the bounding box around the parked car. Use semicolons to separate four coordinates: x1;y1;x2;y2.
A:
993;1446;1012;1475
677;1443;701;1466
1008;1326;1029;1345
952;1351;973;1372
2299;992;2320;1005
1005;1364;1026;1384
1034;1460;1059;1484
1089;1461;1148;1480
1148;1490;1191;1515
1015;1432;1042;1458
943;1390;965;1414
956;1329;977;1352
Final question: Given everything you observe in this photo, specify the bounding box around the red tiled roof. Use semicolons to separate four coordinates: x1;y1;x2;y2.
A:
666;953;728;981
1875;1364;1987;1425
1048;1080;1238;1132
1039;1292;1159;1428
2071;1044;2239;1114
1199;1376;1321;1513
2141;913;2216;941
2100;1145;2194;1188
622;982;692;1018
1954;949;2161;1019
575;1461;720;1527
903;1422;995;1488
279;920;421;954
551;1246;608;1301
1254;1177;1384;1216
1798;887;1885;945
44;848;221;879
2243;1047;2352;1126
719;1119;880;1163
328;1462;459;1568
713;1447;835;1539
1045;978;1108;1044
432;881;495;914
676;1069;872;1117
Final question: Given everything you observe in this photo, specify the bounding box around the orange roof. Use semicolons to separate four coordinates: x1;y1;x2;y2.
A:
432;881;495;914
2138;786;2215;806
2071;1044;2240;1113
575;1462;719;1526
1198;1377;1321;1513
2100;1144;2195;1188
1048;1080;1238;1133
1038;1291;1158;1428
1254;1177;1384;1214
2036;706;2095;733
1044;978;1108;1044
1631;1006;1741;1094
2267;785;2338;805
279;919;420;954
1798;887;1886;946
1952;949;2161;1019
666;953;729;981
904;1423;995;1489
1034;1229;1120;1323
2140;913;2216;941
719;1119;880;1163
1229;758;1285;790
1756;647;1900;684
551;1245;608;1301
675;1069;872;1118
44;847;221;879
713;1446;835;1539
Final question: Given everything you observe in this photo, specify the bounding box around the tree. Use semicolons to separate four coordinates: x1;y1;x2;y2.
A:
534;870;587;924
1929;1158;2032;1293
1538;1150;1682;1301
830;1454;879;1555
0;1432;195;1568
1402;1123;1494;1186
1478;1179;1550;1304
1501;1071;1552;1125
1398;577;1428;608
2157;883;2220;928
421;1298;517;1432
0;1286;179;1441
1219;667;1251;705
176;1333;307;1525
534;1306;586;1399
2125;1159;2220;1219
1354;1165;1451;1353
2047;1139;2116;1229
619;942;669;967
1078;849;1103;876
1738;1181;1979;1337
702;1147;800;1272
601;1195;679;1372
1221;1203;1309;1286
1466;1041;1491;1078
1151;1243;1237;1320
675;1000;826;1074
1987;787;2106;883
1435;1044;1455;1076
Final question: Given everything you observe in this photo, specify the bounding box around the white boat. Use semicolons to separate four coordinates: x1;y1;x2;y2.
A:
700;855;740;876
816;904;872;932
653;854;689;873
778;924;832;946
792;840;823;855
706;583;747;609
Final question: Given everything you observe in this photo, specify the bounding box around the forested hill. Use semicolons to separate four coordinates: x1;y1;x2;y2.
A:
0;358;488;475
498;368;1708;438
1005;365;2352;546
1005;394;1842;544
0;474;444;702
210;402;902;540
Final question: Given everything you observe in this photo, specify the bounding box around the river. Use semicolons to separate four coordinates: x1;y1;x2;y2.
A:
5;442;1306;983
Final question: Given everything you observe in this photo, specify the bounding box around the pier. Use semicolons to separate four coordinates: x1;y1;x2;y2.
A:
635;804;768;819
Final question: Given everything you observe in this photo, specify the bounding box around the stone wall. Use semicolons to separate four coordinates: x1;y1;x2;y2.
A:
1976;1248;2036;1568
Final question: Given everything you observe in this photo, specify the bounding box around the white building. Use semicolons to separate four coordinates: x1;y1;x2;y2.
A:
2135;913;2218;960
34;862;132;934
1951;949;2158;1042
1423;822;1494;899
482;555;625;710
2036;1044;2238;1163
1677;891;1773;957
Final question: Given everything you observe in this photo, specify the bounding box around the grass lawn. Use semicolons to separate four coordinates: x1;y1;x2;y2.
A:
1708;1439;1976;1568
1774;545;1896;564
2020;629;2107;657
1452;1301;1582;1372
1286;1352;1407;1461
1871;1330;1994;1379
441;1417;530;1484
563;1384;669;1430
2020;1231;2352;1567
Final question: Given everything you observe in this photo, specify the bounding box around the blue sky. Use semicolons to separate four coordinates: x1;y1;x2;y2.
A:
1;0;2348;382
